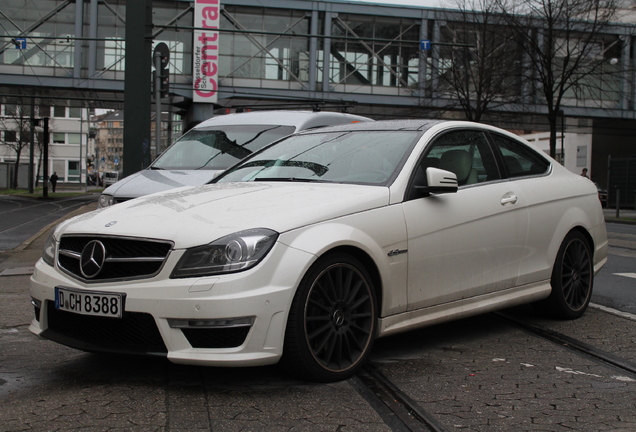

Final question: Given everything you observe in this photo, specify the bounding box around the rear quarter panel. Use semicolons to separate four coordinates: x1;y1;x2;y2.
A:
514;167;606;286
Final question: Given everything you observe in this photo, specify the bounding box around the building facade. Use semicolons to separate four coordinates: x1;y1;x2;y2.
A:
1;0;636;193
0;102;89;187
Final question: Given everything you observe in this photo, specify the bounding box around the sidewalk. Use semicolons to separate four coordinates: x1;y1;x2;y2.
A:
604;207;636;224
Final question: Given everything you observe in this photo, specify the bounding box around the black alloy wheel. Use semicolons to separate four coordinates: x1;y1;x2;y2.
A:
281;253;377;382
534;231;593;319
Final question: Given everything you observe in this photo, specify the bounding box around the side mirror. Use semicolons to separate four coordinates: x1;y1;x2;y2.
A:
415;167;458;197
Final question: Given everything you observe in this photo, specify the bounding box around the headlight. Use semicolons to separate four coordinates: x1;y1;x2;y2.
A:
98;194;114;208
42;231;57;267
171;228;279;278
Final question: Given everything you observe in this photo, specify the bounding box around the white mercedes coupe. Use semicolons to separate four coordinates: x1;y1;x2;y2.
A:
30;120;608;382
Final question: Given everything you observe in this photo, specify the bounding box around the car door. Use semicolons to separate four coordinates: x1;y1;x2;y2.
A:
488;132;553;286
402;129;530;311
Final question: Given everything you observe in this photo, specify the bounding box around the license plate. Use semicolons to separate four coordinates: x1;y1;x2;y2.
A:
55;287;124;318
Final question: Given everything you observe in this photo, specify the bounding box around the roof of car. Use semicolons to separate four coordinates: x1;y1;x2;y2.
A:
194;110;373;129
295;119;448;132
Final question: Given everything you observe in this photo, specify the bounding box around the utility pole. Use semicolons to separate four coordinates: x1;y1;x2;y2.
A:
123;0;152;177
43;117;49;198
153;42;170;156
29;98;35;193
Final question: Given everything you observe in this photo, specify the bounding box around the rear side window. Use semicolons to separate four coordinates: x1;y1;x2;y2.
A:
490;133;550;178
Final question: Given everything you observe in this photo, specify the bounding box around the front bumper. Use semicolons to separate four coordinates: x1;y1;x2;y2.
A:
29;243;314;367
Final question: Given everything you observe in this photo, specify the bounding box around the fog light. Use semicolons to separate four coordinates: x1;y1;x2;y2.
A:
168;316;254;329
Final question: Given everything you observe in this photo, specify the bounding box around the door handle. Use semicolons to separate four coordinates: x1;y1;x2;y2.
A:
501;194;518;206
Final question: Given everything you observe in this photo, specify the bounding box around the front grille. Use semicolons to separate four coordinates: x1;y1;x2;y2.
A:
44;301;167;355
181;327;251;349
58;235;173;282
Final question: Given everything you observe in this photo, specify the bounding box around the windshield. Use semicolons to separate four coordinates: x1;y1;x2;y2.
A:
216;130;421;186
151;125;295;170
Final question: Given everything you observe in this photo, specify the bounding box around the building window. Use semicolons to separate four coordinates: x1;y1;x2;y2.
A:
69;107;81;118
220;7;309;82
53;106;66;118
67;133;81;145
328;14;420;88
4;130;17;142
53;133;66;144
4;104;17;116
68;161;80;175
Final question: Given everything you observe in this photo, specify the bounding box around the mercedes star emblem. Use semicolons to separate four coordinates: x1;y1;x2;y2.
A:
80;240;107;279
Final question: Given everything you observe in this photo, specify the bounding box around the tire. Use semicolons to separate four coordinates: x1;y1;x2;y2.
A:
281;253;377;382
534;231;593;320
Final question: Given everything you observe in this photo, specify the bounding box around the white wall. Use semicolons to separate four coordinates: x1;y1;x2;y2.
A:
522;132;593;178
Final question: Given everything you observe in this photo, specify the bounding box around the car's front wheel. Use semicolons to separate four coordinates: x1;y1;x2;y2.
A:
535;231;593;319
281;253;377;382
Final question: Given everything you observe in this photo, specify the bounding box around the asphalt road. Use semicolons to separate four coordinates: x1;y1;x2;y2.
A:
0;194;99;251
592;221;636;315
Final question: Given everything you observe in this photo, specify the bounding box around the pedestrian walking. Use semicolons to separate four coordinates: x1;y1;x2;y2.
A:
50;172;59;192
580;168;589;179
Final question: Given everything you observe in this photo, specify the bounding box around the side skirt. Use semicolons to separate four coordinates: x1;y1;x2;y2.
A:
377;281;551;338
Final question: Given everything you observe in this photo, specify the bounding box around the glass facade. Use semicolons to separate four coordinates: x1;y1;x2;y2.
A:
217;7;420;91
219;6;309;82
0;0;190;82
0;0;630;113
1;0;76;74
327;14;420;89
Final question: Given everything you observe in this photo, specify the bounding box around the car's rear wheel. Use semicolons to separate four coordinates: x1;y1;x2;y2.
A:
281;253;377;382
535;231;593;319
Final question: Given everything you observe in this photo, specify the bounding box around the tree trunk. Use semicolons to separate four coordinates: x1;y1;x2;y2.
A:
36;154;42;187
12;149;22;189
548;113;558;160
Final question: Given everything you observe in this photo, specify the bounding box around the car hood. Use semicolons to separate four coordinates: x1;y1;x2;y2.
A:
102;169;223;199
59;182;390;249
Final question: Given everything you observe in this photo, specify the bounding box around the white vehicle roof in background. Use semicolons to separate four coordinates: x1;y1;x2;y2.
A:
194;110;373;130
97;110;373;207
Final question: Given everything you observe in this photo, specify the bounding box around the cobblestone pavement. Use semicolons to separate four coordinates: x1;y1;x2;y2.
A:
0;205;635;431
371;308;636;431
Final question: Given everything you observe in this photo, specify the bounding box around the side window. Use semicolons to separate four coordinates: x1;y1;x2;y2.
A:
490;133;550;178
422;130;500;186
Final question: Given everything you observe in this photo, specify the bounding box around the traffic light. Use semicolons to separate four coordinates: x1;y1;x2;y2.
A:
153;43;170;98
153;61;169;98
159;64;169;98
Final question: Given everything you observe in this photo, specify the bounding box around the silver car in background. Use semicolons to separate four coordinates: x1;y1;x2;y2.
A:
98;110;373;207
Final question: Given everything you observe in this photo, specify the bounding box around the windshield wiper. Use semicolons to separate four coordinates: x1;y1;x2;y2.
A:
253;177;325;183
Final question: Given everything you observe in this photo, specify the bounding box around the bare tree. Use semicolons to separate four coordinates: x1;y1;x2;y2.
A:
431;0;523;121
0;104;37;189
496;0;621;158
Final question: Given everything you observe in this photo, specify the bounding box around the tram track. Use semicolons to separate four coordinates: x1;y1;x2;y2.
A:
0;195;96;251
353;363;452;432
0;199;64;234
494;311;636;379
352;306;636;432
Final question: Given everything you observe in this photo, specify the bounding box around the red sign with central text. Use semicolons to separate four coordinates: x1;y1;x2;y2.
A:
193;0;219;103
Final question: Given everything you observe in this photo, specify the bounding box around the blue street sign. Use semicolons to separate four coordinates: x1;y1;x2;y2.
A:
420;39;431;50
14;37;27;50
